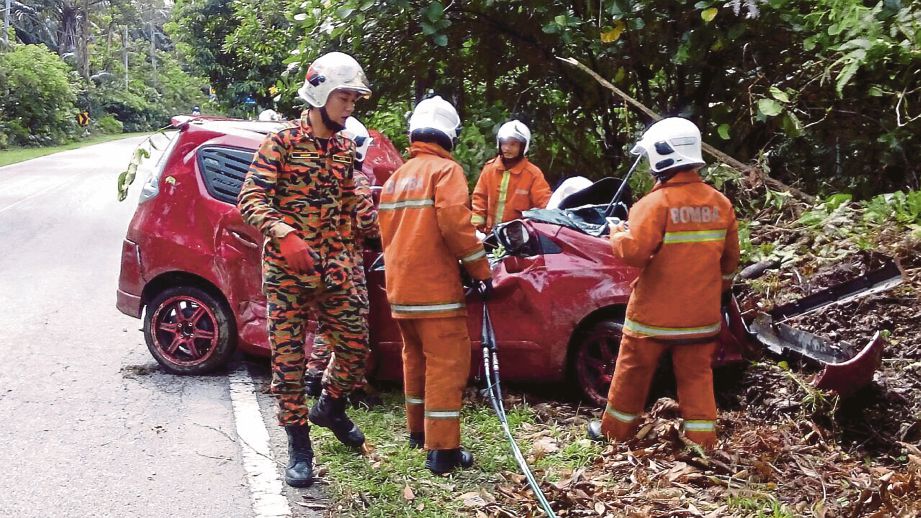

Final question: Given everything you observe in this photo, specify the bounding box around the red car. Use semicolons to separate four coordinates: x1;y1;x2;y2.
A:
117;117;745;406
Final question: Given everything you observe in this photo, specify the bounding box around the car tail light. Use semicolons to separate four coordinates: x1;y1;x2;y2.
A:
140;133;180;203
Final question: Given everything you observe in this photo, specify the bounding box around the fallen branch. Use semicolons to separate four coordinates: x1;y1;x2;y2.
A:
556;56;815;203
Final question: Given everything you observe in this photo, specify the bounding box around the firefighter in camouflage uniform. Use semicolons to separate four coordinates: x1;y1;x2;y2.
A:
237;52;376;488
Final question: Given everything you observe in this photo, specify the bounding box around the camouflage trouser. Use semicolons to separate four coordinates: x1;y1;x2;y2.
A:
266;281;369;426
306;255;370;391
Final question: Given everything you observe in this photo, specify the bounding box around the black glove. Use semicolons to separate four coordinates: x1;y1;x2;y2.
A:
721;290;734;307
363;236;383;253
476;278;493;301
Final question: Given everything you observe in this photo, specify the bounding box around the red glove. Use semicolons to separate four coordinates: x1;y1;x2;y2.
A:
278;233;315;273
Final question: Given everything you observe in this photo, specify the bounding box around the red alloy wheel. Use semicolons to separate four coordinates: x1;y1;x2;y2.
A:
143;286;236;374
573;319;624;407
150;295;220;367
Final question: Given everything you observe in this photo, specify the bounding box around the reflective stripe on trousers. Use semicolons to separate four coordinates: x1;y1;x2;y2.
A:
623;317;720;339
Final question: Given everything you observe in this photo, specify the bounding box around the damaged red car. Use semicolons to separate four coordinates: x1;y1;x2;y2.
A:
117;117;889;406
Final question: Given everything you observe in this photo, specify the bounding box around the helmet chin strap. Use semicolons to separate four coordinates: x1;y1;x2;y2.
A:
500;154;524;169
319;106;345;132
652;168;681;183
498;139;525;169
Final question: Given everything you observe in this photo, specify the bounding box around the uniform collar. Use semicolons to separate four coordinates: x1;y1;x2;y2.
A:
651;169;703;191
295;110;316;142
296;109;346;151
494;155;530;174
409;141;454;159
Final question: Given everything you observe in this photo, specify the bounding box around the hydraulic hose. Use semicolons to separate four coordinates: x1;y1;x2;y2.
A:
480;300;558;518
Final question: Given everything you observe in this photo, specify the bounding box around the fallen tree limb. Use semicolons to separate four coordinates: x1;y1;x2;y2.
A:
557;56;815;203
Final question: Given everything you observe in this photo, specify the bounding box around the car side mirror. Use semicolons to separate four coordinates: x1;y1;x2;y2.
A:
496;220;533;256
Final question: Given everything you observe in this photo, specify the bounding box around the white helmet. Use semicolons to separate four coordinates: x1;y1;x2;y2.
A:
408;95;461;148
631;117;705;176
297;52;372;107
496;120;531;154
258;109;281;121
342;117;373;163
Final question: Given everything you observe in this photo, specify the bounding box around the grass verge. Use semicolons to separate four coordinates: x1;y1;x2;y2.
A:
309;389;603;517
0;132;151;167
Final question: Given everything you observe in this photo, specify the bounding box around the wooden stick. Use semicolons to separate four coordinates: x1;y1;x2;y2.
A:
557;56;815;203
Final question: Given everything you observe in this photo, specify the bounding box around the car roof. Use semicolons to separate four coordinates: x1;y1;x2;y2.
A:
173;116;287;141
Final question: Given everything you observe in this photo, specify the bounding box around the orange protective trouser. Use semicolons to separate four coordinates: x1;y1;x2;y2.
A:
397;317;471;450
601;335;718;447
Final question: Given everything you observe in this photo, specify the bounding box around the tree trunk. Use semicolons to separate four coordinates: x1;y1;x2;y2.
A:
77;0;90;79
58;2;78;54
103;19;114;71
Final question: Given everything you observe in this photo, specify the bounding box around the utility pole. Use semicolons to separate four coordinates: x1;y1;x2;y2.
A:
123;25;129;90
3;0;11;48
149;19;157;83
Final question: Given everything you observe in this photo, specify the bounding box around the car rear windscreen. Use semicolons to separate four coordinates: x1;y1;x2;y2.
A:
197;146;255;204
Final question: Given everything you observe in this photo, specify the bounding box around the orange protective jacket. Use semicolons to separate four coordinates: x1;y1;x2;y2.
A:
379;142;491;319
471;156;552;232
611;170;740;341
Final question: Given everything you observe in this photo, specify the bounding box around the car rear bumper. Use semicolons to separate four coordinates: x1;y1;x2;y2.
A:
117;289;143;318
117;239;144;318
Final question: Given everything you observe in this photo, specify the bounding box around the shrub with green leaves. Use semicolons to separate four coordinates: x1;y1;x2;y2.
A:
0;43;79;146
94;114;124;135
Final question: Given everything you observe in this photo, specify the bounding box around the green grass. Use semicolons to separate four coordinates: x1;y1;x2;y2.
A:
310;390;603;517
727;493;795;518
0;132;151;167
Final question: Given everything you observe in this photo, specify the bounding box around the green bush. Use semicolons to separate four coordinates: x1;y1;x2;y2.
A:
0;43;79;146
94;114;124;134
93;84;159;132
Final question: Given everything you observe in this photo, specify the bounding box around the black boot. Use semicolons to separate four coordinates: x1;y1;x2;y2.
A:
304;372;323;398
425;448;474;474
283;425;314;487
408;432;425;449
308;392;365;448
587;420;605;442
348;388;383;409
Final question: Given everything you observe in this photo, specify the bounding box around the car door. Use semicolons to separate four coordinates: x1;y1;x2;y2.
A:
195;144;272;353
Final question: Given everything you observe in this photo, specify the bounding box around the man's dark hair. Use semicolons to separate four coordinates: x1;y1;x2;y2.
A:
410;128;453;151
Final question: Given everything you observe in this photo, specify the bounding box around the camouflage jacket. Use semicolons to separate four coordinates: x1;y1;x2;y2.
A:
238;111;378;289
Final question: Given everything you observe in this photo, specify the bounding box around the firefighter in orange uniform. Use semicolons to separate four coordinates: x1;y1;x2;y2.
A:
378;96;492;474
471;120;552;233
588;117;740;448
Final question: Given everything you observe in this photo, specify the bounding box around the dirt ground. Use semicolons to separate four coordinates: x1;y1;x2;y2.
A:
487;205;921;517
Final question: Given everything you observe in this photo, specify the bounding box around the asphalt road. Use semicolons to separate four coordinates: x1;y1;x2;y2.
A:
0;137;320;517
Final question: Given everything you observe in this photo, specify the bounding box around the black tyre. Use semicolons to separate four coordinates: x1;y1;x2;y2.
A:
143;286;236;374
570;316;624;408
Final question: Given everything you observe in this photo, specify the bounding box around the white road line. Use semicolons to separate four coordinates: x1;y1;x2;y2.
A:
228;367;292;518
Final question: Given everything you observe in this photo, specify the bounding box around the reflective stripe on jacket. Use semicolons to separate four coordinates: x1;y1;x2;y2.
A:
471;156;551;231
379;142;491;319
611;170;740;340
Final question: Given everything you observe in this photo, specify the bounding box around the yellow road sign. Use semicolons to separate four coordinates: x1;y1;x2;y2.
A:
76;112;90;127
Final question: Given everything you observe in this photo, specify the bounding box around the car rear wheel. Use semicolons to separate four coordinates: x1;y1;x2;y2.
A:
572;317;624;407
143;286;236;374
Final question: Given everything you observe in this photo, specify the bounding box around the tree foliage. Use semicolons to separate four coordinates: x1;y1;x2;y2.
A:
1;0;208;145
0;43;79;146
170;1;920;195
